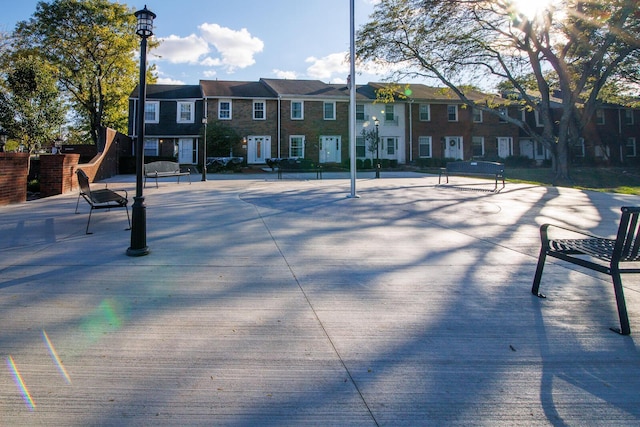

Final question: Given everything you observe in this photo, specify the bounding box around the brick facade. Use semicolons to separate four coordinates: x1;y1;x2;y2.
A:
130;80;640;167
0;153;29;205
39;154;81;197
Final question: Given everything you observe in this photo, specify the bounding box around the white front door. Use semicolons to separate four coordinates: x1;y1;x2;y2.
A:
320;136;341;163
444;136;463;160
178;138;195;164
247;136;271;164
498;137;513;159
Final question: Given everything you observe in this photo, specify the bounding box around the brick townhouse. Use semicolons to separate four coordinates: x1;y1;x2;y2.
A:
128;79;639;167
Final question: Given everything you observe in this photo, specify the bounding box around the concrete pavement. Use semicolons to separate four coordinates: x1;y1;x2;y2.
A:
1;171;639;426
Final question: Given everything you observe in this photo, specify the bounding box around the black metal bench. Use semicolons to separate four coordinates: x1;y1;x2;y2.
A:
75;169;131;234
532;206;640;335
144;161;192;188
267;158;323;180
439;161;505;192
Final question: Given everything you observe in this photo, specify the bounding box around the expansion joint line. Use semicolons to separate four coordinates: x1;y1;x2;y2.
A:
253;205;380;427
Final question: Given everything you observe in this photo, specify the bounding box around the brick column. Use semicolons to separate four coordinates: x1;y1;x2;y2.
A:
40;154;80;198
0;153;30;205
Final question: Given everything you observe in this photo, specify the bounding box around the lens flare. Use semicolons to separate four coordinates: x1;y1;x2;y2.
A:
43;330;72;384
7;355;36;411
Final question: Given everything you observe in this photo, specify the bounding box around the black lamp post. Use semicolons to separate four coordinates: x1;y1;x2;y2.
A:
374;117;380;178
201;116;207;181
127;5;155;257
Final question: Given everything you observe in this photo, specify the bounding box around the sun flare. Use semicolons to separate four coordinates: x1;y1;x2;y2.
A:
509;0;559;20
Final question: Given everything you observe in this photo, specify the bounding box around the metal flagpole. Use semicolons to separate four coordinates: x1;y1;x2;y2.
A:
348;0;359;198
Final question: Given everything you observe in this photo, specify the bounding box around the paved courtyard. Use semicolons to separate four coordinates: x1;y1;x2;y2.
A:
1;171;639;426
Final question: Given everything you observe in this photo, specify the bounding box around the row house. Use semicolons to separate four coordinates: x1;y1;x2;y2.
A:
128;84;204;164
128;79;640;167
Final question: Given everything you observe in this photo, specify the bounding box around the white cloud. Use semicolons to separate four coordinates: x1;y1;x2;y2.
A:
155;34;209;64
273;69;297;79
199;23;264;71
200;57;222;67
203;70;217;78
305;52;349;80
156;77;187;85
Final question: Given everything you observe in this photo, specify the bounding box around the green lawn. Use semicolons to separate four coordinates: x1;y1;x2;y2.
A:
506;167;640;195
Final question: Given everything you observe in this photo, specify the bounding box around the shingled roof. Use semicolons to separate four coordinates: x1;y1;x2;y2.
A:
260;79;348;99
130;84;203;99
200;80;276;98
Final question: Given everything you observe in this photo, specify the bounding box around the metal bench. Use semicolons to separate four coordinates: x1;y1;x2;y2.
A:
267;158;323;180
144;161;192;188
75;169;130;234
439;161;505;192
532;206;640;335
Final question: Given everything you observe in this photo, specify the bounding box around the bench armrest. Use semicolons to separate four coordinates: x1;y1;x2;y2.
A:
540;223;604;245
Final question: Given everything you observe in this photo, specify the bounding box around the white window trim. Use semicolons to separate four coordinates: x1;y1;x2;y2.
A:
418;136;432;158
218;99;232;120
291;101;304;120
419;104;431;122
534;110;544;127
447;105;458;122
324;101;336;120
596;109;605;125
289;135;305;158
176;101;195;123
627;137;637;157
143;138;159;156
253;100;266;120
144;101;159;124
472;136;485;157
473;109;483;123
625;109;634;126
499;107;508;123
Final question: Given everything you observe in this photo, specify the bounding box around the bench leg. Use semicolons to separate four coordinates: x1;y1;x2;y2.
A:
75;193;82;214
531;246;547;298
124;206;131;230
86;208;94;234
610;266;631;335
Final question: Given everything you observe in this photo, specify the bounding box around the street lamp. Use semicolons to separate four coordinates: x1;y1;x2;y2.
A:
54;137;63;154
373;116;380;178
0;129;7;152
201;116;207;181
127;5;155;257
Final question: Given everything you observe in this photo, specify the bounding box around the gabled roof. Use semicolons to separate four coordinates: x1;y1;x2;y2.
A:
200;80;276;98
261;78;348;99
328;84;375;101
130;84;203;100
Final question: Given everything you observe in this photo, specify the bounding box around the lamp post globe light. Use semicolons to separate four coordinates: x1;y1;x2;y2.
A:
127;5;155;257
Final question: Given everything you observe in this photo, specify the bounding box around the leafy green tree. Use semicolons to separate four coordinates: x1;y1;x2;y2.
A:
0;57;65;153
13;0;153;145
357;0;640;181
203;121;243;158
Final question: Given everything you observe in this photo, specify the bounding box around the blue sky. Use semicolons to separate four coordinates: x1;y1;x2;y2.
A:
1;0;386;86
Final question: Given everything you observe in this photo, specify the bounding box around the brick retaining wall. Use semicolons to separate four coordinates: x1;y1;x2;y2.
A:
39;154;80;198
0;153;30;205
